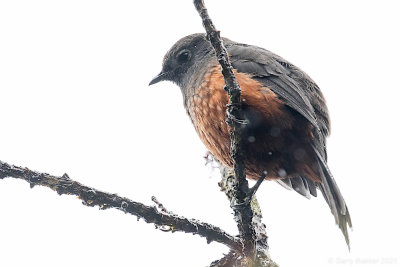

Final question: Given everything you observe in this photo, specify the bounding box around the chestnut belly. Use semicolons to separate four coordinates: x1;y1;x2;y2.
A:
185;67;321;182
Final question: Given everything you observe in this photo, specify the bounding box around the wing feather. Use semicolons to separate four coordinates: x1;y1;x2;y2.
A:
226;43;330;140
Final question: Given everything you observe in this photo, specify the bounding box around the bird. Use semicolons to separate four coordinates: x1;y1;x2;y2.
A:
149;33;352;248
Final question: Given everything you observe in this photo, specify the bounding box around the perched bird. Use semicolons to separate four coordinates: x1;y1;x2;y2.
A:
149;33;352;247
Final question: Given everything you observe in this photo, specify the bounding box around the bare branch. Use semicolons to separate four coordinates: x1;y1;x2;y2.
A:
218;165;277;267
0;160;241;252
193;0;259;261
210;250;242;267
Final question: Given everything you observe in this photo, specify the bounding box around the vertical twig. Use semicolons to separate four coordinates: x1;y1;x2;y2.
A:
219;165;277;267
193;0;258;262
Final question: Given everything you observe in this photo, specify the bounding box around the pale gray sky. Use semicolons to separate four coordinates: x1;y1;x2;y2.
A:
1;1;399;266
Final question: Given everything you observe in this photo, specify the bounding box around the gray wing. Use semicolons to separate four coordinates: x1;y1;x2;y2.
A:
226;42;330;140
226;42;329;197
225;43;352;247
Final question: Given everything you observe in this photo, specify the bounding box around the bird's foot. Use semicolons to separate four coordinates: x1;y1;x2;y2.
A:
247;173;266;200
231;172;266;209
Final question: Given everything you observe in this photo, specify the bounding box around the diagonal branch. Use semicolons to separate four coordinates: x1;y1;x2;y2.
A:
0;160;241;252
193;0;258;261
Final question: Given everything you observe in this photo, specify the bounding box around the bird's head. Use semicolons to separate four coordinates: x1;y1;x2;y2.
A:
149;33;215;88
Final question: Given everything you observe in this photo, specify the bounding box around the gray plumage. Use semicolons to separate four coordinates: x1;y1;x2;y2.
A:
150;33;352;249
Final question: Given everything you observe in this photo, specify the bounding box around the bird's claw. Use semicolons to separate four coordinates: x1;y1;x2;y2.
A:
231;173;267;209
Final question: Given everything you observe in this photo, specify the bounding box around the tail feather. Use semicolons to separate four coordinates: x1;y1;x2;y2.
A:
313;144;352;249
276;176;317;198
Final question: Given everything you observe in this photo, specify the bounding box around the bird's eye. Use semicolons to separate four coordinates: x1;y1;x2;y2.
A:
177;50;191;64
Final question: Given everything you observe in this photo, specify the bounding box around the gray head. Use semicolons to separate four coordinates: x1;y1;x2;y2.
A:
149;33;216;88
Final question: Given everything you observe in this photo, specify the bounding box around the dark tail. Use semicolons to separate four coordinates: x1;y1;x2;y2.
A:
312;144;352;249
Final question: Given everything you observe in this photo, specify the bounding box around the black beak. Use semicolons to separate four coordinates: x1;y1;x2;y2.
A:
149;71;168;86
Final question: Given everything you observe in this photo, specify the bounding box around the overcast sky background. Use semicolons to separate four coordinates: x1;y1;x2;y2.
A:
1;1;399;266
